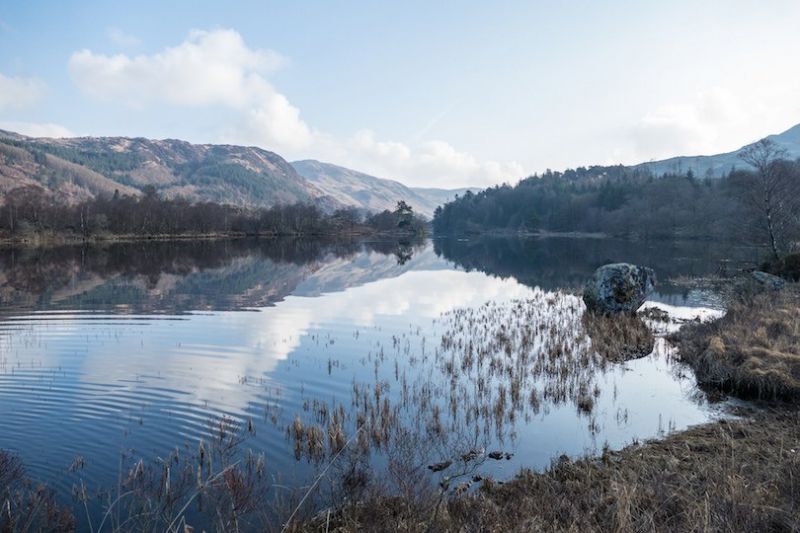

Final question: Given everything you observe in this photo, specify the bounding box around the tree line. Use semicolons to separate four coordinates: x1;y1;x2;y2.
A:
0;185;427;240
433;139;800;259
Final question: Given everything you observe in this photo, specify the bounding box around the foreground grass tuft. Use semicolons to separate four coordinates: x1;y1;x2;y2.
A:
582;312;655;362
672;287;800;400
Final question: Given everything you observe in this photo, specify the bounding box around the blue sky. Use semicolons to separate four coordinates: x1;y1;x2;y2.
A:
1;0;799;187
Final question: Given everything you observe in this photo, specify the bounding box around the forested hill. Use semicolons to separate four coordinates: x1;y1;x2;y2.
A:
432;155;800;244
433;122;800;243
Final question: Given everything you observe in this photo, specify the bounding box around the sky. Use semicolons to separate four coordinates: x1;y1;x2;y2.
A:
1;0;800;188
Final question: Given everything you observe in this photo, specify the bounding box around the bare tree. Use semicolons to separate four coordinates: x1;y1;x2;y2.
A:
737;138;798;260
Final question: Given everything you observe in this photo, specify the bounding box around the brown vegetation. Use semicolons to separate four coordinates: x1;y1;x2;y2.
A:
299;409;800;532
672;286;800;400
582;312;655;362
0;451;75;532
1;417;276;532
0;185;427;244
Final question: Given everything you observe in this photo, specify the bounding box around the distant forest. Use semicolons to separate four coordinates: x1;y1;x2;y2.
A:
433;140;800;258
0;185;426;240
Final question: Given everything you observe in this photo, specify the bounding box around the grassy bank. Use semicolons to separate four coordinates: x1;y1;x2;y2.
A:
672;286;800;400
301;409;799;532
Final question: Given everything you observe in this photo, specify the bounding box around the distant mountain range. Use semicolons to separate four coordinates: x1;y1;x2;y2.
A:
2;122;798;217
635;123;800;178
0;130;469;218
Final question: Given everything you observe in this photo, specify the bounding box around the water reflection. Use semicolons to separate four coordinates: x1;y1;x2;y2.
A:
0;236;736;525
0;238;428;313
434;235;762;294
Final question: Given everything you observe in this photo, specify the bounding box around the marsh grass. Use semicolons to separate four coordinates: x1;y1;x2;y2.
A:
582;312;655;362
672;286;800;400
284;290;636;476
287;286;800;531
60;416;274;532
0;450;75;532
299;409;800;532
273;290;690;527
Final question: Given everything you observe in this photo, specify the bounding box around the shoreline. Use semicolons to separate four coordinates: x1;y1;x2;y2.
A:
433;228;764;242
302;407;798;532
0;229;425;248
438;229;610;239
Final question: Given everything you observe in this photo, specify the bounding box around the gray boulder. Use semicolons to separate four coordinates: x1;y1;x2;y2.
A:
751;270;785;291
583;263;656;315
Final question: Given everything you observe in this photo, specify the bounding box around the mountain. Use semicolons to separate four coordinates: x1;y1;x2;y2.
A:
635;123;800;178
0;130;469;216
0;130;338;208
291;159;470;218
410;186;475;212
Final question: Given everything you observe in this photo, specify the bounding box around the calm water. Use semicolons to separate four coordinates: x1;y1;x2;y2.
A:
0;237;761;524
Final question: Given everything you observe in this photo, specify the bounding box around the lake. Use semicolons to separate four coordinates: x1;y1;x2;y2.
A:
0;237;762;528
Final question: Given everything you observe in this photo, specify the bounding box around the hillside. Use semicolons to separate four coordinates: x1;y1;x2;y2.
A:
291;159;470;218
636;123;800;178
0;130;469;217
0;130;335;208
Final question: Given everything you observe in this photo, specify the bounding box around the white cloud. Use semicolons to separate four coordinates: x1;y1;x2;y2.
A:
0;73;45;111
225;78;313;151
69;29;286;107
69;28;310;151
67;28;523;187
0;121;73;138
106;27;141;48
622;85;800;163
629;88;744;159
323;130;524;188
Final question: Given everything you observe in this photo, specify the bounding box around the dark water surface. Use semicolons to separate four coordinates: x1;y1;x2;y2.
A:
0;237;761;525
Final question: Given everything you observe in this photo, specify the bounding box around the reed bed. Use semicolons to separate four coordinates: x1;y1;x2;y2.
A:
300;408;800;532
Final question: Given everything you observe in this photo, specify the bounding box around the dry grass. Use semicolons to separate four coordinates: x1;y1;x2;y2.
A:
1;416;276;532
298;409;800;532
582;312;655;362
672;286;800;400
0;450;75;532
